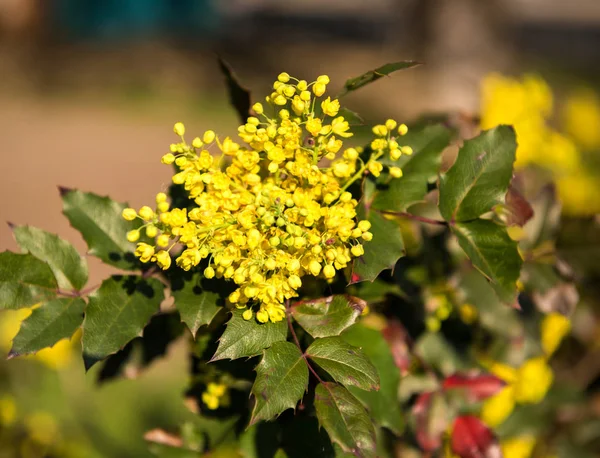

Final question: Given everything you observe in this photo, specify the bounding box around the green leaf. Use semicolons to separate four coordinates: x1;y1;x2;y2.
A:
12;225;88;291
171;273;223;337
351;207;404;283
438;125;517;222
306;337;379;391
342;324;403;434
291;295;365;338
314;382;376;458
61;188;142;270
372;124;451;212
218;57;252;125
82;276;164;370
452;219;522;303
338;62;421;97
9;297;85;357
0;252;57;310
211;309;288;361
250;341;308;424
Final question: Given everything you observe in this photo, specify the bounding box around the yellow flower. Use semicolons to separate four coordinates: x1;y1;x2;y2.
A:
122;208;137;221
481;385;516;427
514;357;553;404
173;122;185;136
541;312;571;356
563;88;600;151
321;97;340;117
501;435;536;458
155;250;172;270
331;117;353;138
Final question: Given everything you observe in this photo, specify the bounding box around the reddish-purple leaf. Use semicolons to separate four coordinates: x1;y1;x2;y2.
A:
382;320;413;375
504;185;534;227
413;392;449;452
451;415;501;458
442;373;506;401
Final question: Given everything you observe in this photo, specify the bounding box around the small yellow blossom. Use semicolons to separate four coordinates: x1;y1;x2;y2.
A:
541;312;571;356
501;436;536;458
122;208;137;221
321;97;340;117
174;122;185;136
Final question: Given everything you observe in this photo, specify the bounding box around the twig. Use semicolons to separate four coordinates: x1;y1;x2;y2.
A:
285;300;323;383
380;210;448;226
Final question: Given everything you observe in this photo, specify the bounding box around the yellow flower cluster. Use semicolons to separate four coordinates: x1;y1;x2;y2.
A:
123;73;411;323
201;382;229;410
480;313;570;428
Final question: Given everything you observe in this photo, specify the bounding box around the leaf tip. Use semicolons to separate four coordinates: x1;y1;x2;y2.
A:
83;353;101;372
6;221;16;231
6;349;20;360
58;186;73;197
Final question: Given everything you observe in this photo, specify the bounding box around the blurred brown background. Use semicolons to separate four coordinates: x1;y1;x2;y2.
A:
1;0;600;285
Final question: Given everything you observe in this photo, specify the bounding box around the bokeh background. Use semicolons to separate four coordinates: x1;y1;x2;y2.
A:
1;0;599;456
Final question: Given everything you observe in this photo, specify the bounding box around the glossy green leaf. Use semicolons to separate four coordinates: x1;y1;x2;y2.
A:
342;324;403;434
9;297;85;357
372;124;451;212
0;252;57;310
452;219;522;304
291;295;365;338
351;206;404;283
61;188;141;270
82;276;164;370
211;309;288;361
250;341;308;424
338;62;421;97
218;57;252;125
171;273;222;337
306;337;379;391
12;225;88;291
314;383;376;458
439;125;516;222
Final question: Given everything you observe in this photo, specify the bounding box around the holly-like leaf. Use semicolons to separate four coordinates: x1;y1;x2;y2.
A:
351;206;405;283
452;220;522;303
306;337;379;391
82;276;164;370
291;295;365;338
0;252;57;310
61;189;142;270
372;124;451;212
250;341;308;424
211;309;288;361
338;62;421;97
314;382;376;458
171;272;223;337
503;185;534;227
9;297;85;357
438;125;517;222
342;324;403;434
12;225;88;291
218;57;252;125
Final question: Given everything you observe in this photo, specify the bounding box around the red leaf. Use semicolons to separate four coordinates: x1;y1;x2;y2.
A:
382;319;413;375
504;185;534;227
442;373;506;401
451;416;502;458
413;392;449;452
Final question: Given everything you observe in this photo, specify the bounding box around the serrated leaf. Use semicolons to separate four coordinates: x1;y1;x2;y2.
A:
372;124;451;212
61;189;142;270
97;312;184;383
82;276;164;370
211;309;288;361
171;272;223;337
0;252;57;310
291;295;365;338
342;324;403;434
9;297;84;357
306;337;379;391
351;206;404;283
452;220;522;303
12;225;88;291
338;62;421;97
314;383;376;458
218;57;252;125
250;341;308;424
439;125;516;222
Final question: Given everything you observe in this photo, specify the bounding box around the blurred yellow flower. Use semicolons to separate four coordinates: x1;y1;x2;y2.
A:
25;411;59;445
501;435;536;458
541;312;571;356
0;395;16;426
0;308;77;370
563;88;600;151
